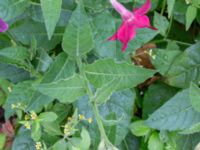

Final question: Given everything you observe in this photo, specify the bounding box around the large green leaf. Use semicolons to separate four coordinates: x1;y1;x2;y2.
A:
166;42;200;88
0;46;30;69
42;53;75;83
150;49;181;75
49;139;68;150
0;62;30;83
30;4;71;27
10;19;62;50
92;10;116;58
190;83;200;112
118;133;140;150
0;0;30;21
12;127;35;150
62;3;94;57
5;81;34;119
142;82;178;119
75;89;135;148
146;89;200;131
26;53;75;111
93;78;119;104
125;28;158;52
41;0;62;39
84;59;156;89
36;75;86;103
34;49;53;73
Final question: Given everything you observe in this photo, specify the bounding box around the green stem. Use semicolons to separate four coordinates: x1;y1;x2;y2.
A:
76;57;93;99
161;0;167;15
165;16;173;38
92;103;110;143
166;39;193;46
76;57;111;145
151;38;193;46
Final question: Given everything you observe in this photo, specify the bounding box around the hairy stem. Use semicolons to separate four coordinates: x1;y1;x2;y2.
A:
76;57;111;145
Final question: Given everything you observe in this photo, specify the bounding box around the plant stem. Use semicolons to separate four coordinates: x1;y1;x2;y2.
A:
165;16;173;38
161;0;167;15
76;57;93;99
76;57;111;145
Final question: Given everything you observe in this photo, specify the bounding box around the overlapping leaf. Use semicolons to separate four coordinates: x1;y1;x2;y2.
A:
62;3;94;57
146;89;200;131
166;42;200;88
36;75;86;103
84;59;156;90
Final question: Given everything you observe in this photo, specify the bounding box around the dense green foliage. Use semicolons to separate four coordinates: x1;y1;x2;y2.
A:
0;0;200;150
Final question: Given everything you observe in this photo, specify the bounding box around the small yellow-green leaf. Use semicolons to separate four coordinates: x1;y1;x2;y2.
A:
148;132;164;150
39;112;58;122
129;120;151;137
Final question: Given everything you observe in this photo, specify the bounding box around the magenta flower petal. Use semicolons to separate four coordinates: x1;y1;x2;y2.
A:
109;0;156;51
133;0;151;15
0;18;8;32
110;0;133;20
108;22;136;51
133;15;151;28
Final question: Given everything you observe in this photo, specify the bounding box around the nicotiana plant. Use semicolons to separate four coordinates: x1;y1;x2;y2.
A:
0;0;200;150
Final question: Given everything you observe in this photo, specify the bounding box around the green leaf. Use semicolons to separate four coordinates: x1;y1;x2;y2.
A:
62;3;94;57
118;133;140;150
0;46;30;69
179;122;200;134
0;62;30;83
175;133;200;150
173;1;187;24
49;139;67;150
76;89;135;147
190;83;200;112
5;81;34;119
0;0;30;21
93;78;119;104
38;112;58;122
10;19;62;50
143;82;178;119
12;127;35;150
0;134;6;149
42;53;75;83
154;12;169;36
26;53;75;111
52;103;72;123
92;10;116;58
146;89;200;131
41;0;62;39
31;121;41;141
84;59;155;90
166;42;200;88
126;28;158;52
36;75;86;103
129;120;151;137
79;128;91;150
150;49;181;75
148;132;164;150
167;0;175;18
42;122;63;136
186;5;197;30
35;49;53;73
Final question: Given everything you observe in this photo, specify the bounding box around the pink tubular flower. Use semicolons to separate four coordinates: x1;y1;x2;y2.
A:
0;18;8;33
108;0;157;51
